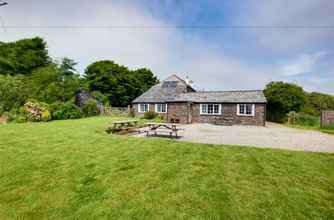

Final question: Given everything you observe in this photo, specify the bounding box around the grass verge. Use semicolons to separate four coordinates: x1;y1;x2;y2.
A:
0;116;333;219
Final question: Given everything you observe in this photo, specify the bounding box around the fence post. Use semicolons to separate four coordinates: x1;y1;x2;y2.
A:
321;111;324;128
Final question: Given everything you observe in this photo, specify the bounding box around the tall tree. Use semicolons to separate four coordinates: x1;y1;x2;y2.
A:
264;81;306;122
0;37;50;75
84;60;158;106
28;59;81;104
133;68;159;93
304;92;334;116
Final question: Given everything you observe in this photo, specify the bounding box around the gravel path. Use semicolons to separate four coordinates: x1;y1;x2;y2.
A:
136;123;334;153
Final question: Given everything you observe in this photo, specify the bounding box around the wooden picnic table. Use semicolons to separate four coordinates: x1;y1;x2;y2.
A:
145;122;183;138
111;120;139;129
106;120;139;134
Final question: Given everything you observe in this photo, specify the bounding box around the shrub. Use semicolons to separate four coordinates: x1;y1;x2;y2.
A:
287;111;319;127
2;110;27;123
323;124;334;130
143;111;158;119
92;91;109;106
82;99;100;117
0;75;28;115
51;102;82;120
128;108;135;118
23;100;51;122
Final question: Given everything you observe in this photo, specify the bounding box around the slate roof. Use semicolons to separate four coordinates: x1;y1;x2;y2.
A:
132;75;267;103
167;90;267;103
132;74;195;103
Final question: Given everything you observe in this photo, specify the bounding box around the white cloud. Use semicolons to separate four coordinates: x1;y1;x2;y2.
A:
237;0;334;50
281;51;328;76
0;0;273;91
0;0;333;94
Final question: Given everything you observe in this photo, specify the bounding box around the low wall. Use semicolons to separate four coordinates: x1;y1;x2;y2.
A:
104;107;130;116
321;110;334;128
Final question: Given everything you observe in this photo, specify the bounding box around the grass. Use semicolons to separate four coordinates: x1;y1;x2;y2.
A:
0;116;333;219
286;123;334;135
285;112;334;135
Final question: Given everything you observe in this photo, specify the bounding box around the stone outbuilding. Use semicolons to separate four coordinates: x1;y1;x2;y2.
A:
132;74;267;126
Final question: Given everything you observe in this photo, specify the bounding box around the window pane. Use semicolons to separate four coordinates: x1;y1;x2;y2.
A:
202;104;207;113
214;105;219;114
140;104;148;112
208;104;213;114
239;104;245;114
157;104;166;113
246;104;252;115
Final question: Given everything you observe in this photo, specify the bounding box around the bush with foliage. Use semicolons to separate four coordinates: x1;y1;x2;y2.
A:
0;75;28;114
143;111;158;119
92;91;110;106
28;61;81;104
304;92;334;116
2;110;26;123
50;102;82;120
287;111;319;127
128;108;135;118
82;99;101;117
264;81;307;122
323;124;334;130
23;100;51;122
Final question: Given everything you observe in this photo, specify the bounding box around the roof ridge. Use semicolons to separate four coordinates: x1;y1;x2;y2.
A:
186;90;264;93
164;74;186;83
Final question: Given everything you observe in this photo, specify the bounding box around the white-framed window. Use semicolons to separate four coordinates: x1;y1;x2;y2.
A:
138;104;149;113
155;103;167;113
237;104;255;116
200;104;222;115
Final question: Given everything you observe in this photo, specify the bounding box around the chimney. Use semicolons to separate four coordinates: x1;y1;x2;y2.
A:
185;76;194;88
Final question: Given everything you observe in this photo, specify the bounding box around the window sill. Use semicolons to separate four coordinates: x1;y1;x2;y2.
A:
237;114;255;117
200;114;222;116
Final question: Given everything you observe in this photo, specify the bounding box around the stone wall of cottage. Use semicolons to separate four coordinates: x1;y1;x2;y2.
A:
166;102;189;124
133;103;167;120
191;103;266;126
133;102;266;126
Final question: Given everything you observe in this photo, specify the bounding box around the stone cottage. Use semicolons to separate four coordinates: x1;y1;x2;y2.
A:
132;75;267;126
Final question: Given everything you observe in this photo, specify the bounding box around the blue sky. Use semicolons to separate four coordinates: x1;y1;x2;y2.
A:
1;0;333;93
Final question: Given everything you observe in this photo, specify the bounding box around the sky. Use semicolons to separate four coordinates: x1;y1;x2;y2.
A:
0;0;333;94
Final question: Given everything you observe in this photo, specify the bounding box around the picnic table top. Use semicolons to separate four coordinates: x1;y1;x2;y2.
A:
145;122;179;126
112;120;138;124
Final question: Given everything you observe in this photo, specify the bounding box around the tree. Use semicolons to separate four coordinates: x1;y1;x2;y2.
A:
133;68;159;93
0;37;50;75
0;75;28;114
58;57;78;77
264;81;306;122
304;92;334;116
84;60;158;106
27;59;81;103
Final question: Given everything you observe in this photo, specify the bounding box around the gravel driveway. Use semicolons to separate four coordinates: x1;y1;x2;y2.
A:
136;123;334;153
177;123;334;153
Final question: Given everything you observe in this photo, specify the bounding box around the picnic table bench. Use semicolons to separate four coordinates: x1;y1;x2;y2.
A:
145;122;183;138
106;120;139;134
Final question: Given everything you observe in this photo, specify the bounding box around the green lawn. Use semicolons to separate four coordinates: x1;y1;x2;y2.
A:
0;117;333;220
286;124;334;135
